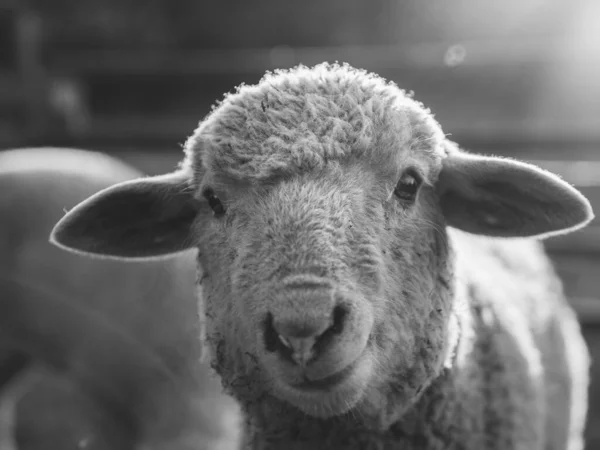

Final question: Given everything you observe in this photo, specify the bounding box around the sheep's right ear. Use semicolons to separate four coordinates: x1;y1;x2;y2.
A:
50;171;201;260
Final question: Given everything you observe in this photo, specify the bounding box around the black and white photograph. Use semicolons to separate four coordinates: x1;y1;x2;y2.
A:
1;0;599;448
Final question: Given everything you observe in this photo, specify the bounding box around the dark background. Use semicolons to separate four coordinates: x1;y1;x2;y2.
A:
1;0;600;446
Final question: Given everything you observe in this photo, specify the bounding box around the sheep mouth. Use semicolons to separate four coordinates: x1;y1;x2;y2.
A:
292;359;359;392
272;350;374;418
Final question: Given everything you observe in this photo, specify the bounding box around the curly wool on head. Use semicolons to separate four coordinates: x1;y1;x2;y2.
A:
184;63;446;184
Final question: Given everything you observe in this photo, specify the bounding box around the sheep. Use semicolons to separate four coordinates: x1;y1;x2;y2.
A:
49;63;594;450
0;147;241;450
0;362;122;450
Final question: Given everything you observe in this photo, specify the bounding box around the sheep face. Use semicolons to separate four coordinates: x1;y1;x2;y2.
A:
50;63;594;424
193;155;453;420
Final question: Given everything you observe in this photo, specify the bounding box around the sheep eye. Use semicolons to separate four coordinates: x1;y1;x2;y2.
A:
394;170;422;203
202;188;226;217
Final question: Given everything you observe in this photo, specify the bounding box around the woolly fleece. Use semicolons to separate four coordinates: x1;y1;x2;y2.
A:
45;64;591;450
185;63;445;186
179;64;590;449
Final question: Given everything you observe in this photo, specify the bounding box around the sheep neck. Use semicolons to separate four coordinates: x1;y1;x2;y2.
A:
238;368;466;450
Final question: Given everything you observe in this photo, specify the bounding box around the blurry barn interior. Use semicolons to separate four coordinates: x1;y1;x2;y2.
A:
1;0;600;448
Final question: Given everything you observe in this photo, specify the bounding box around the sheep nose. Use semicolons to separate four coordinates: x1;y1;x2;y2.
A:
263;305;348;366
274;320;329;366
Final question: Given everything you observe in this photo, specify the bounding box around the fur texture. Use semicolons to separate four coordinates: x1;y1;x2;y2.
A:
185;64;444;185
48;64;593;450
185;64;590;448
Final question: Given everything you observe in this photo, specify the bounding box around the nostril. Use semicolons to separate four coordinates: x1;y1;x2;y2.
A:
263;312;279;353
313;304;348;356
330;305;348;335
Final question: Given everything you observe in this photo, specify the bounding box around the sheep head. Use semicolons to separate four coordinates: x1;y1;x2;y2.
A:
50;63;593;424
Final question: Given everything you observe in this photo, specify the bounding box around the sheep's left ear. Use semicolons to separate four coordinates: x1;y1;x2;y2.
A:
436;150;594;238
50;171;201;260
